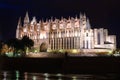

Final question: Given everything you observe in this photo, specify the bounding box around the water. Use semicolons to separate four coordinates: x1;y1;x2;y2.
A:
0;71;119;80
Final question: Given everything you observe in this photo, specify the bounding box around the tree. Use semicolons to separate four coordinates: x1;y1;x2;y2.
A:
6;38;23;56
40;42;48;52
0;40;4;54
1;36;34;57
1;44;9;55
21;36;34;53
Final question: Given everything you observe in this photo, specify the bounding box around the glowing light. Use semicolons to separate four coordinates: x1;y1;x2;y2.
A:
67;31;69;37
40;34;43;39
72;76;77;80
59;32;61;38
72;49;78;53
3;72;7;78
59;49;64;53
34;50;38;53
60;23;63;29
56;73;62;77
44;73;49;78
32;76;37;80
52;24;56;29
58;78;62;80
23;28;27;32
75;31;77;37
45;77;49;80
24;72;28;80
108;50;113;54
15;70;19;78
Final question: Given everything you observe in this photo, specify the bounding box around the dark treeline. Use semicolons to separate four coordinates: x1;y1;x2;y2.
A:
0;36;34;57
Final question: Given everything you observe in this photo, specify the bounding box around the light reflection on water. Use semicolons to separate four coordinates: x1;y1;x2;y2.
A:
0;71;119;80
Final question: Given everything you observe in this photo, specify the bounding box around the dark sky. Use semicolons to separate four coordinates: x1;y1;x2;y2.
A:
0;0;120;47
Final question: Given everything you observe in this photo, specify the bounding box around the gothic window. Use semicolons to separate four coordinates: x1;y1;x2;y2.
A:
69;31;71;37
59;23;64;29
87;40;88;49
30;26;33;32
75;31;77;37
58;32;61;38
98;32;100;44
40;33;43;39
51;32;53;38
71;31;73;37
67;22;71;28
52;24;56;29
61;31;64;37
86;33;88;37
44;24;49;31
23;28;27;32
46;32;49;38
75;21;79;27
34;35;37;39
67;31;69;37
78;30;80;37
83;40;85;49
37;25;40;31
51;39;53;49
43;33;47;39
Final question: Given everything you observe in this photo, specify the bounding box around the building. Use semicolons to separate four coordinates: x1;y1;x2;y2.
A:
16;12;116;53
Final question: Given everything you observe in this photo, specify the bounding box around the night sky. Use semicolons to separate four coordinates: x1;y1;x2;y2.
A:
0;0;120;47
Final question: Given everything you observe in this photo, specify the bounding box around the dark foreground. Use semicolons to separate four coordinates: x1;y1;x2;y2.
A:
0;56;120;74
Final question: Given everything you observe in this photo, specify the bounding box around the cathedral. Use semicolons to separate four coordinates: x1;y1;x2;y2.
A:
16;12;116;53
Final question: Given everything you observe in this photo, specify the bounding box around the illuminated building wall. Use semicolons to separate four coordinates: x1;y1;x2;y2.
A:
16;12;116;52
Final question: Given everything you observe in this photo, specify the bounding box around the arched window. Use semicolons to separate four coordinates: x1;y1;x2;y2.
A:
75;21;79;27
59;23;64;29
52;24;56;30
23;28;27;32
67;23;71;28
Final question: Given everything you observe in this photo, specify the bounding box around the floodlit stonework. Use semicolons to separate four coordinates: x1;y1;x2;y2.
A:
16;12;116;53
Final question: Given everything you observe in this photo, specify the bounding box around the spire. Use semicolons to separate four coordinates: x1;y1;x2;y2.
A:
31;16;37;25
75;15;78;20
79;12;83;19
75;15;77;18
68;16;70;20
86;18;91;29
24;11;30;25
83;13;86;19
16;17;21;38
17;17;21;29
50;16;53;22
61;16;63;20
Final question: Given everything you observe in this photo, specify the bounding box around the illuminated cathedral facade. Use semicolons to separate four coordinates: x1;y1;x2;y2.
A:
16;12;116;53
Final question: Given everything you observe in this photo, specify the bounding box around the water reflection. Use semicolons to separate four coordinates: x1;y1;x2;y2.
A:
0;71;119;80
